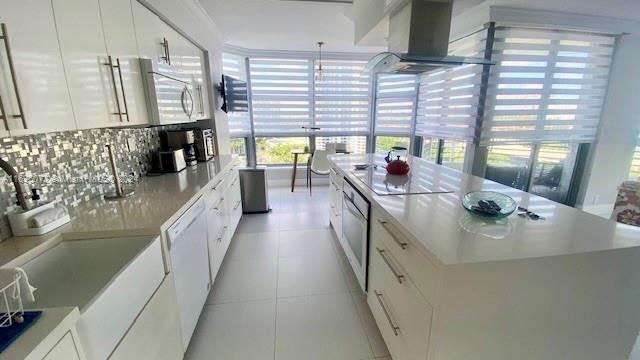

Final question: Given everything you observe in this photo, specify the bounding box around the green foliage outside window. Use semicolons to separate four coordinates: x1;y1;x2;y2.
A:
375;136;410;153
256;137;309;165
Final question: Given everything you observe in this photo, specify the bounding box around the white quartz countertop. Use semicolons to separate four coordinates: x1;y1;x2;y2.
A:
0;307;79;360
330;154;640;265
0;155;237;267
67;155;236;234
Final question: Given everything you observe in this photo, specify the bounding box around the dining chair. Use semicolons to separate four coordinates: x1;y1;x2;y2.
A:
307;149;332;195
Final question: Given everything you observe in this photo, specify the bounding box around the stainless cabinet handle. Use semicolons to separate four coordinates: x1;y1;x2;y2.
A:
196;84;204;116
217;225;228;242
374;291;400;336
114;58;129;122
104;56;124;122
0;23;27;129
161;37;170;65
213;197;225;211
376;247;404;284
378;220;408;250
211;179;223;191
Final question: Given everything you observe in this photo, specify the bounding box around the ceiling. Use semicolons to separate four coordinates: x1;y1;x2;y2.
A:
199;0;384;53
200;0;640;53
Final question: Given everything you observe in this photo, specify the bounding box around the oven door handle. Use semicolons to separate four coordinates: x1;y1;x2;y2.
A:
343;193;365;220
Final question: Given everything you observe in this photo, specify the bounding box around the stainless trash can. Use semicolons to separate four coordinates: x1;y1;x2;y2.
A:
239;166;270;213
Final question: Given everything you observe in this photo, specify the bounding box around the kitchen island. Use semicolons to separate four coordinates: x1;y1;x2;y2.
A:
328;153;640;360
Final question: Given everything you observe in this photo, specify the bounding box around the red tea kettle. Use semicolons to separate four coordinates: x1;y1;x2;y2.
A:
384;146;410;175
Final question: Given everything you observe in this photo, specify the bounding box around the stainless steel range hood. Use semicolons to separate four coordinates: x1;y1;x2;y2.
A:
366;0;492;74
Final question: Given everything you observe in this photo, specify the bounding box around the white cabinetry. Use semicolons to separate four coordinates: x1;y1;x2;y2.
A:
0;0;76;136
42;332;82;360
98;0;149;126
131;1;166;65
190;46;210;120
329;167;343;240
110;274;184;360
52;0;120;129
368;219;433;360
205;166;242;283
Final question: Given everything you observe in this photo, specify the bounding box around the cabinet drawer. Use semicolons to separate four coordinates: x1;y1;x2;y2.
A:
368;242;433;360
371;210;441;303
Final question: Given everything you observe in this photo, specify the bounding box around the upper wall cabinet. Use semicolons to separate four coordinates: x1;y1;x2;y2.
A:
133;2;209;122
98;0;149;126
190;46;210;120
0;0;77;137
132;1;166;67
52;0;123;130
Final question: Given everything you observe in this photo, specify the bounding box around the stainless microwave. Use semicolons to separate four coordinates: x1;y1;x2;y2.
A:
140;59;194;125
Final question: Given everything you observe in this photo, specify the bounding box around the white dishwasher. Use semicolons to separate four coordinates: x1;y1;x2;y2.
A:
167;198;210;349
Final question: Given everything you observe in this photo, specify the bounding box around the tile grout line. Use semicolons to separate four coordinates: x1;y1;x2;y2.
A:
329;227;381;359
273;229;280;360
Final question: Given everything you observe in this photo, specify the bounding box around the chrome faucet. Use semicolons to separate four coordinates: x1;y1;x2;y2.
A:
104;144;134;200
0;158;29;211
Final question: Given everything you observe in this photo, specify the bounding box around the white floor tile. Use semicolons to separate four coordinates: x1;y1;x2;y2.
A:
278;211;329;231
237;213;280;233
351;291;390;358
185;299;276;360
227;231;279;261
279;229;335;258
277;254;348;298
275;293;373;360
209;257;277;304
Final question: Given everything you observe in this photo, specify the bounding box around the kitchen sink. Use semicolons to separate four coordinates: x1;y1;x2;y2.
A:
21;235;164;360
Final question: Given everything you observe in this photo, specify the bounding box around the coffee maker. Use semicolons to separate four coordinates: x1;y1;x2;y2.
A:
165;130;198;167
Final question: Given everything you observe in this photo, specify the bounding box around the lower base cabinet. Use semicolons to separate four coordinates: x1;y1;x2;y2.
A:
368;240;433;360
109;273;183;360
43;331;83;360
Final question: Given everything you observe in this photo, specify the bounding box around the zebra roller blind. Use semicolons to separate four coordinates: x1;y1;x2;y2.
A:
222;53;252;136
249;58;313;135
374;74;418;135
314;60;371;134
481;26;616;145
415;28;489;141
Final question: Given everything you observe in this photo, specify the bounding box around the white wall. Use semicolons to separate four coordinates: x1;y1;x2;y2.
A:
578;34;640;216
140;0;231;155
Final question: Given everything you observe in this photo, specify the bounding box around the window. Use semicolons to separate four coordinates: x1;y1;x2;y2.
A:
230;138;248;165
256;137;309;165
440;140;467;171
374;74;417;136
481;27;616;145
316;136;367;154
416;28;488;141
250;58;313;135
314;60;371;134
485;144;533;190
630;145;640;180
421;137;439;162
223;53;252;137
530;143;579;203
375;136;410;153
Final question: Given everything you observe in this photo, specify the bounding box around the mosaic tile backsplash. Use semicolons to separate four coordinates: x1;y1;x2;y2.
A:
0;126;171;241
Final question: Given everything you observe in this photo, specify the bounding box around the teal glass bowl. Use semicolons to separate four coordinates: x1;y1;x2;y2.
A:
462;191;517;219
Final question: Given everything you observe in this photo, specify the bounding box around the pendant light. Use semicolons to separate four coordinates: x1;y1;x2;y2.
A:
315;41;324;82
